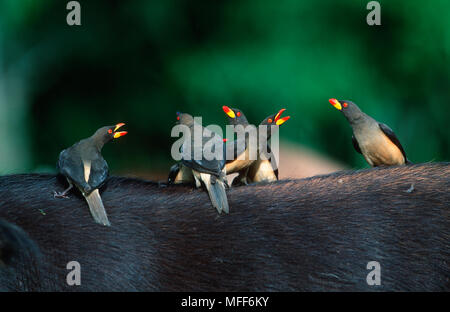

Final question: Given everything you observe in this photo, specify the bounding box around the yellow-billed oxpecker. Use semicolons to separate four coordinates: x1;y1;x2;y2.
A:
176;112;229;214
54;123;128;226
222;106;253;182
246;110;290;183
222;106;290;185
329;99;410;166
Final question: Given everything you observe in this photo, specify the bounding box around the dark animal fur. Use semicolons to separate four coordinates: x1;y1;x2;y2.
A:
0;163;449;291
0;219;44;291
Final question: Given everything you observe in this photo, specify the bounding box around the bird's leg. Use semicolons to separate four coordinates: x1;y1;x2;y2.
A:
54;182;73;199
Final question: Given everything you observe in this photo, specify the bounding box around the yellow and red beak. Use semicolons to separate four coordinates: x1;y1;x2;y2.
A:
329;98;342;111
274;108;291;126
222;106;236;119
113;123;127;139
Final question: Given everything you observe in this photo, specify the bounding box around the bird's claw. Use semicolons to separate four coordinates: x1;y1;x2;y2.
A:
53;191;70;199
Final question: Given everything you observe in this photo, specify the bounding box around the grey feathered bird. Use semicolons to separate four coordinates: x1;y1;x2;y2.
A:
222;106;254;183
176;112;229;214
329;99;411;166
222;106;290;185
55;123;128;226
245;110;290;183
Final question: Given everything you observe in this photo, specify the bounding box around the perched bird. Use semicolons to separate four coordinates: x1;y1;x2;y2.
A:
222;106;255;182
55;123;128;226
329;99;410;166
176;112;229;214
245;109;290;183
222;106;290;185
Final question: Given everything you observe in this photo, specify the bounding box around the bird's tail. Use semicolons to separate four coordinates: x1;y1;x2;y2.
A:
84;189;111;226
201;173;229;214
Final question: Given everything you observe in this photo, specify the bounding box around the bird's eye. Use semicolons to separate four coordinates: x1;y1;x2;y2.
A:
108;129;113;134
237;112;241;117
268;118;273;123
343;102;348;108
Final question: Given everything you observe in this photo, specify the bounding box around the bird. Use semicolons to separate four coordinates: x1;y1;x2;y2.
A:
222;106;290;185
329;99;411;166
54;123;128;226
222;106;256;183
176;112;229;214
245;109;290;183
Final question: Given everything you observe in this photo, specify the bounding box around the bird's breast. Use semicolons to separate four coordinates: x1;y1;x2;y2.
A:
356;130;405;166
247;159;277;182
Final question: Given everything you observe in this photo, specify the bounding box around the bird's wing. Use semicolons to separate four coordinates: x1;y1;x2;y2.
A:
182;158;222;176
57;149;90;192
352;135;362;154
378;123;407;160
181;131;225;176
88;157;109;190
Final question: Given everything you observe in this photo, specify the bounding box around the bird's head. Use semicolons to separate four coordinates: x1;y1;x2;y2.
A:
259;108;290;138
176;112;194;126
260;108;291;126
94;123;128;144
222;106;248;125
329;99;363;123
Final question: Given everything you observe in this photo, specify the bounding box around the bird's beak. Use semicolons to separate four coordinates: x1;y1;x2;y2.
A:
329;98;342;111
274;108;291;126
113;123;127;139
222;106;236;118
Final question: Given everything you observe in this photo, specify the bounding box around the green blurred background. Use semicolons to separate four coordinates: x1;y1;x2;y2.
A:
0;0;449;177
